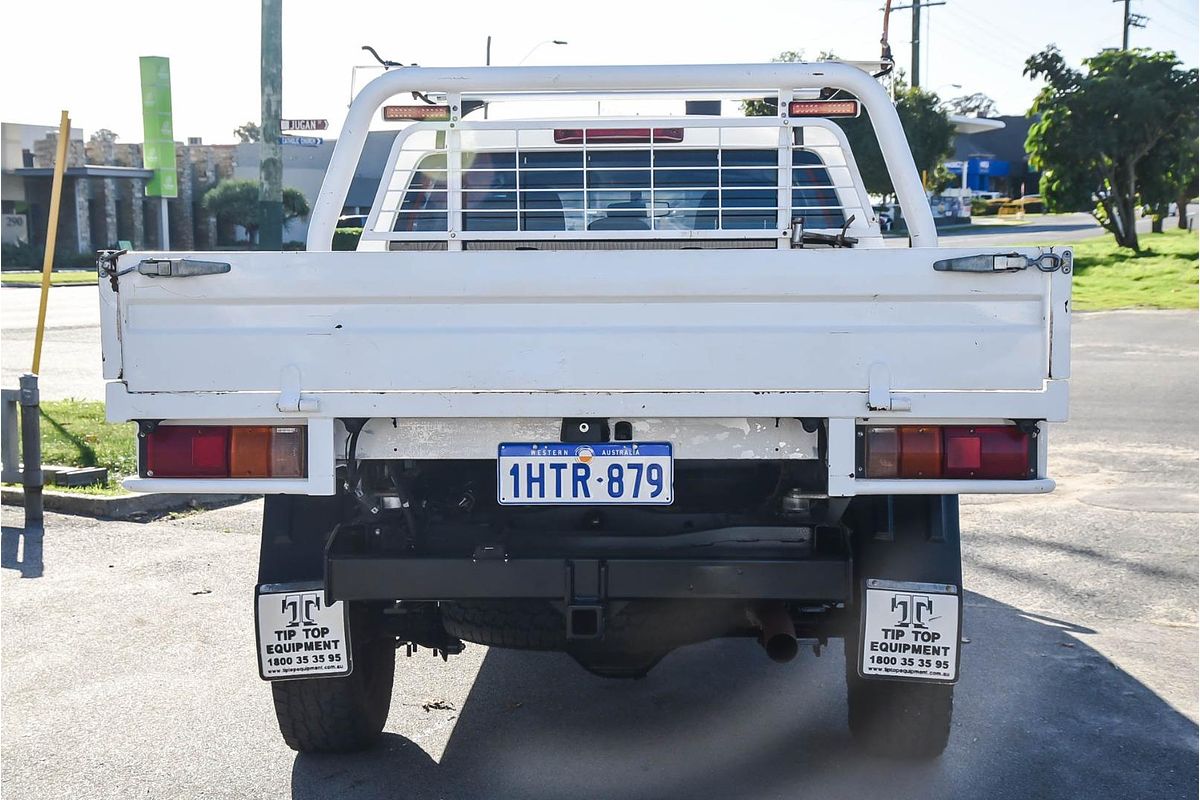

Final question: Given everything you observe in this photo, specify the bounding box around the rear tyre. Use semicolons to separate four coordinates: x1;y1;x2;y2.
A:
844;636;953;758
441;600;567;651
843;495;960;758
271;609;396;753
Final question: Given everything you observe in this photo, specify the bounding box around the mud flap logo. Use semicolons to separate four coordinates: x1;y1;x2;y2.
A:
861;581;959;682
282;593;321;627
891;593;935;629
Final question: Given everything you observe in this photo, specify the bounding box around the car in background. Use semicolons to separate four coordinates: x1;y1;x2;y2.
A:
999;195;1045;215
336;213;369;229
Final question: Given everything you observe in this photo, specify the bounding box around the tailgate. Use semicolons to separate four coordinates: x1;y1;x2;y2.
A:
102;246;1069;396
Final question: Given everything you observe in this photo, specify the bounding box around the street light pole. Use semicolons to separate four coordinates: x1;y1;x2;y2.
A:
484;36;492;119
517;39;568;65
483;38;566;119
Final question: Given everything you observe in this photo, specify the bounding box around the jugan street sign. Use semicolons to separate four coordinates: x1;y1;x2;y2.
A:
280;119;328;132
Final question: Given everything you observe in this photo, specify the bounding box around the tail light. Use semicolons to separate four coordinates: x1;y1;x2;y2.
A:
553;127;685;144
143;425;307;479
788;99;861;118
861;425;1034;480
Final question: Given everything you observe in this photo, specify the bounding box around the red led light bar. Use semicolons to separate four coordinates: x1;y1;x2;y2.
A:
382;105;452;122
552;127;685;144
788;100;861;118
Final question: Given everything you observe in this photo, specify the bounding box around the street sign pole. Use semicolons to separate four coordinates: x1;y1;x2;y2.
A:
259;0;283;250
31;110;70;375
160;197;170;249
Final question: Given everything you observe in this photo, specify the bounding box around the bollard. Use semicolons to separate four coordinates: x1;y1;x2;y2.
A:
19;374;42;526
1;389;19;484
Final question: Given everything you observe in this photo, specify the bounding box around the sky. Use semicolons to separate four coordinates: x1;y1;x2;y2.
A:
1;0;1197;145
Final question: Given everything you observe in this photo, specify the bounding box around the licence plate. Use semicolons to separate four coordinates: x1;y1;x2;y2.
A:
859;579;960;683
256;583;352;681
498;442;673;505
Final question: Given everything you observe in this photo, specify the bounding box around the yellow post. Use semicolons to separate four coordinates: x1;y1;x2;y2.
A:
31;110;72;375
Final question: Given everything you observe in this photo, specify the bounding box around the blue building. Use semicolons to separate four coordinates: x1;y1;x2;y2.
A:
945;115;1039;198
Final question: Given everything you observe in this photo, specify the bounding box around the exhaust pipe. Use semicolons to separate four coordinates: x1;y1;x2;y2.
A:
750;603;799;663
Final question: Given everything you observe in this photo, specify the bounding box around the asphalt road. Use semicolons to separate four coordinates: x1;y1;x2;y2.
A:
1;283;103;402
2;309;1196;799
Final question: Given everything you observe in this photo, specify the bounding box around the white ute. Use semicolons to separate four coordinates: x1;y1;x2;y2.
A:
99;61;1070;757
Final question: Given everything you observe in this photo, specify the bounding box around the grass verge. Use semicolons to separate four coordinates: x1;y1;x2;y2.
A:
4;399;136;494
1064;228;1198;311
2;271;98;287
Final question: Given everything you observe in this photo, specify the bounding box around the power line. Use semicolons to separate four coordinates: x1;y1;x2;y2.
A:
1157;0;1198;24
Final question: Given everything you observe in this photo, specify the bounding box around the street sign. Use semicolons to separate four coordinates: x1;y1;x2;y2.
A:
280;119;328;132
279;136;322;147
139;56;178;198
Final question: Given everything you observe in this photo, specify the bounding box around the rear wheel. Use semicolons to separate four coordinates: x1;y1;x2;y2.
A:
845;647;954;757
842;495;961;758
271;607;396;753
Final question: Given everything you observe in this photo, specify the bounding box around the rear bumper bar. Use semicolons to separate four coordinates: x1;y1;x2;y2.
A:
326;554;851;603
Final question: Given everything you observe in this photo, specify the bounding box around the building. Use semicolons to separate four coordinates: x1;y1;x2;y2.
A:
1;121;236;260
233;131;400;242
945;115;1040;198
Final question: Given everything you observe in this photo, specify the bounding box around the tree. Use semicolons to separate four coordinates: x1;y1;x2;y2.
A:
201;179;310;242
842;78;956;197
944;92;997;118
1024;46;1198;251
743;53;955;199
89;128;120;145
1140;113;1199;232
233;122;262;143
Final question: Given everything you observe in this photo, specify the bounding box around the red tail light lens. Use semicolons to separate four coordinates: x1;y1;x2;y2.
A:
553;127;685;144
145;426;230;478
144;425;307;479
942;426;1031;479
861;425;1034;480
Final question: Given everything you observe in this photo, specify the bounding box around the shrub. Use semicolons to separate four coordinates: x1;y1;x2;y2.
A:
1;242;99;270
333;227;363;251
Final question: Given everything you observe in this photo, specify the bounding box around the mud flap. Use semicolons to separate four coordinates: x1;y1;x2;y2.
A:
850;496;963;683
256;581;353;681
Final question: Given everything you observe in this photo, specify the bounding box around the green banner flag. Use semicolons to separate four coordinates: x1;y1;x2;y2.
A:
139;56;178;198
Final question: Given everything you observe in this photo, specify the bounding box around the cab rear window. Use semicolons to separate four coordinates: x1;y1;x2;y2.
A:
390;146;847;234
